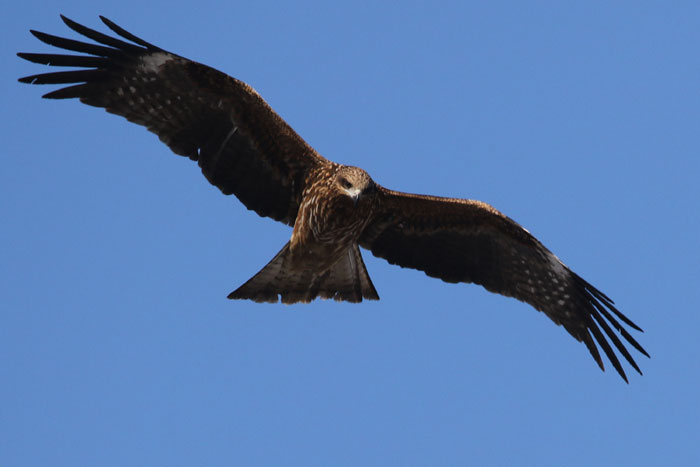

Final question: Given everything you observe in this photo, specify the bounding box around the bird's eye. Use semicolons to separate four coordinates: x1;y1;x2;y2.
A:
340;178;352;189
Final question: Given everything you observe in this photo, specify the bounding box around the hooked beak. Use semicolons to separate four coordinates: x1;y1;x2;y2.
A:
346;187;362;206
352;183;376;206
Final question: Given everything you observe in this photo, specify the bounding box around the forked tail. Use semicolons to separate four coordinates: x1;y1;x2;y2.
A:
228;243;379;304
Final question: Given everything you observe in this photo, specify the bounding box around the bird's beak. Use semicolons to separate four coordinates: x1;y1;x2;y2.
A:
352;183;375;206
346;187;362;206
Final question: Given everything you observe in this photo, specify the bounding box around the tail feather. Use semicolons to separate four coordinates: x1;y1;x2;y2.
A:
315;245;378;302
228;243;379;304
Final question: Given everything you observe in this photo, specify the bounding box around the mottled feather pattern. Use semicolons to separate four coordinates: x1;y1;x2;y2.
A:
360;188;649;380
18;15;325;225
19;16;648;381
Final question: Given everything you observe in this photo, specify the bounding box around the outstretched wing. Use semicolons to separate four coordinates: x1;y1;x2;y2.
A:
18;15;330;225
360;188;649;382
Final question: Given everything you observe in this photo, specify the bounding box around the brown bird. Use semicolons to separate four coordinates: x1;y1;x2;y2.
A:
18;16;649;381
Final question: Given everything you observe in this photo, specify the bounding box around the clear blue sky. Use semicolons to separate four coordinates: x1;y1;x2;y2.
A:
3;1;699;466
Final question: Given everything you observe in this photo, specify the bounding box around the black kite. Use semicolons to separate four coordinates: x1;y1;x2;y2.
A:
18;16;649;381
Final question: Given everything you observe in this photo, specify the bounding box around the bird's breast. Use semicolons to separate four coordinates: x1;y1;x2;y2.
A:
289;184;372;271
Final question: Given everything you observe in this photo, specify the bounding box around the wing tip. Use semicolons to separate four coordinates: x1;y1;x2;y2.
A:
59;13;72;25
29;29;44;41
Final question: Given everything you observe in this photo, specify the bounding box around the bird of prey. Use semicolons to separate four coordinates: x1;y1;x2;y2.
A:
18;16;649;381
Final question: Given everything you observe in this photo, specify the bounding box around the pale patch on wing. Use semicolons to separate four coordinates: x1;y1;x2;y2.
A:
542;249;577;318
140;52;173;73
546;250;568;280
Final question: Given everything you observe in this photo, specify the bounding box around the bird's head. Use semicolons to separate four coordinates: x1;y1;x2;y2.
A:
334;166;376;206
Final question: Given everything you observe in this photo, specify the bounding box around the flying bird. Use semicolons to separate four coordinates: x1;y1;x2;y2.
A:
18;16;649;381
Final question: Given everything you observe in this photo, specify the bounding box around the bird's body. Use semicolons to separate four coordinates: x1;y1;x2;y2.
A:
18;16;649;381
234;164;381;304
291;165;376;268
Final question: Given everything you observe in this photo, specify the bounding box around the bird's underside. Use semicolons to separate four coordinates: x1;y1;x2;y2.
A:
18;15;649;381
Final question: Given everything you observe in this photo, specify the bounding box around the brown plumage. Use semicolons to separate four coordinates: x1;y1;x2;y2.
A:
18;16;649;381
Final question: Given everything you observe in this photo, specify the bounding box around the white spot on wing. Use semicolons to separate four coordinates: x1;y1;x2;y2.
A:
140;52;173;73
547;252;567;279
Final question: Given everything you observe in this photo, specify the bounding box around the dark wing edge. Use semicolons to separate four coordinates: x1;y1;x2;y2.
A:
360;188;649;382
18;15;330;225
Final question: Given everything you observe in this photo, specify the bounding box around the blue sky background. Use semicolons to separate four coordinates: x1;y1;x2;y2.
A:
3;1;699;466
